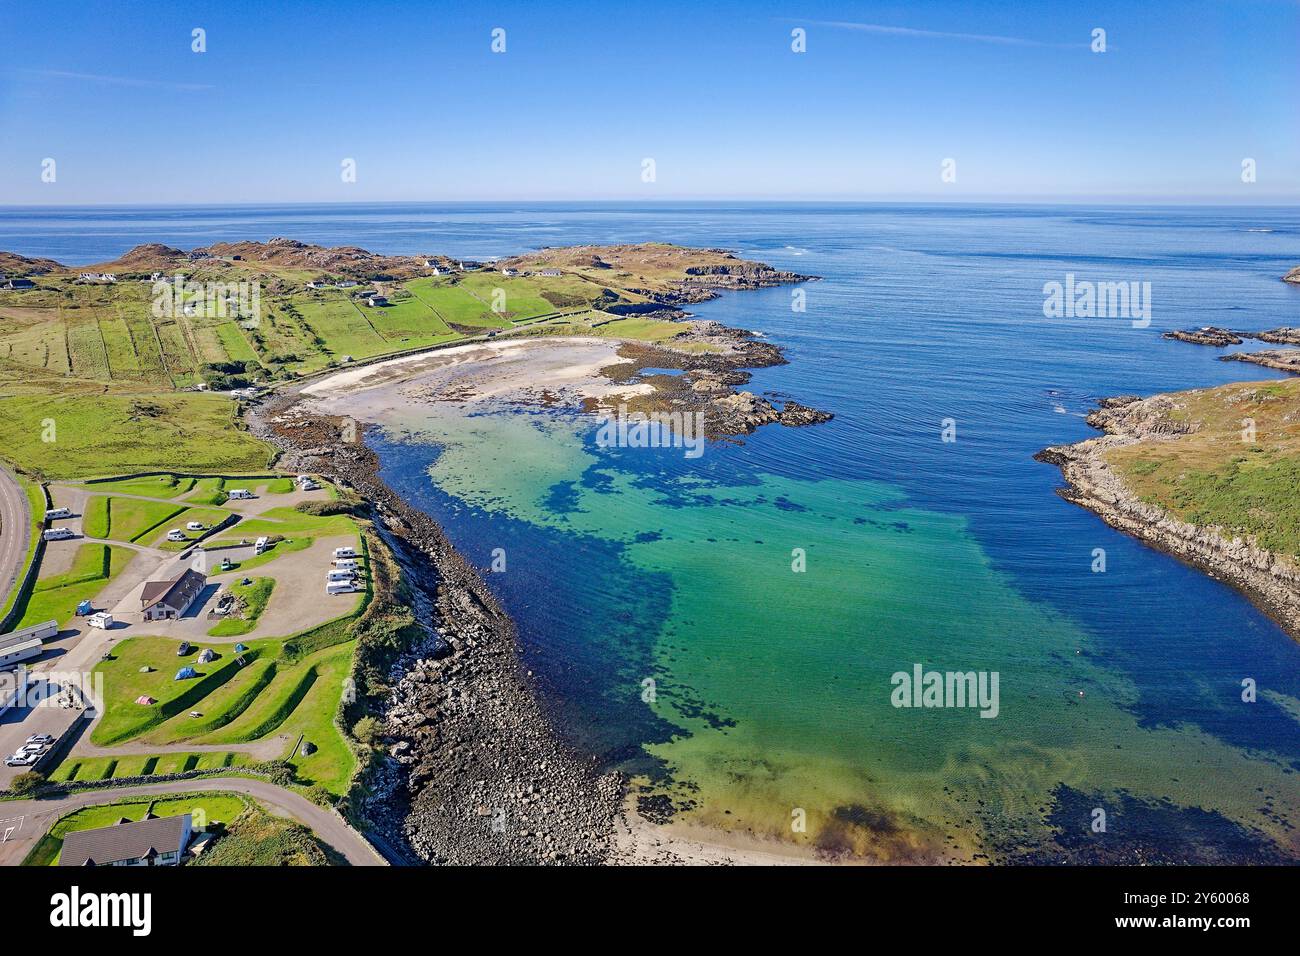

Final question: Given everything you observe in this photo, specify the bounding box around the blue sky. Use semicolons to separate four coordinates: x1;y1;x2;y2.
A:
1;0;1297;203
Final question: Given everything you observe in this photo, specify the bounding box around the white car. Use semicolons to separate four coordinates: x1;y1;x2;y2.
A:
186;521;205;531
166;529;187;542
5;753;39;767
25;734;54;746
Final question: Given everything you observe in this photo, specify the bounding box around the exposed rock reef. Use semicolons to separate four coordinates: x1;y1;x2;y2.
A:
1162;326;1243;346
1162;325;1300;348
597;322;833;439
1284;266;1300;284
1222;350;1300;374
1036;394;1300;640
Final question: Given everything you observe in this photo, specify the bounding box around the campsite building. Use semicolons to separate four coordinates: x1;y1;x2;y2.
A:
58;814;194;867
140;569;207;621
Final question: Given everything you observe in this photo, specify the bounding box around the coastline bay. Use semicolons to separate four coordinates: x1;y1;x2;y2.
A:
9;202;1300;862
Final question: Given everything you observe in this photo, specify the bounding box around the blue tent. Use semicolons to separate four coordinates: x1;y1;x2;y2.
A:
174;666;197;680
233;643;248;654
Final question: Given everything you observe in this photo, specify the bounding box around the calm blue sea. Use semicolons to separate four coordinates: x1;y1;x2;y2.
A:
6;202;1300;859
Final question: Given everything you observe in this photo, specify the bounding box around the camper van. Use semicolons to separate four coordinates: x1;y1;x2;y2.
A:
326;581;357;595
326;568;356;583
332;546;356;559
87;612;114;630
254;536;269;555
186;521;206;532
227;489;253;500
42;527;75;541
332;558;358;570
165;529;188;542
44;507;72;520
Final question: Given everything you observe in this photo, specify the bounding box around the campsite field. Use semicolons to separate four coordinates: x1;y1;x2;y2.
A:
88;621;360;794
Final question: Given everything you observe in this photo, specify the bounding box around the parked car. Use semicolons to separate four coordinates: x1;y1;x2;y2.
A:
177;641;192;656
25;734;54;746
5;753;38;767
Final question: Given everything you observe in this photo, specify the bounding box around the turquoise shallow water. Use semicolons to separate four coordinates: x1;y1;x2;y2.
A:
10;202;1300;860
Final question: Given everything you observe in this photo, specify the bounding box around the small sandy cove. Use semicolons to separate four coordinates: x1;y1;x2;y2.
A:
302;337;652;412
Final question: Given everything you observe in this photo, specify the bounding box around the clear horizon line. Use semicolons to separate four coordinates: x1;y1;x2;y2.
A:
1;196;1298;209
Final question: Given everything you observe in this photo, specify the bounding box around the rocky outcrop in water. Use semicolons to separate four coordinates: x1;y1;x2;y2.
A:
1221;350;1300;374
1162;327;1243;346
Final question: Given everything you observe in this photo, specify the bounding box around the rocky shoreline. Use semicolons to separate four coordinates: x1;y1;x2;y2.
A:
1035;394;1300;641
249;398;625;864
593;321;834;437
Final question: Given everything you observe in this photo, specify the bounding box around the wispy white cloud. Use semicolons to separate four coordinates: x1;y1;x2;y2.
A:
812;20;1087;49
17;69;213;92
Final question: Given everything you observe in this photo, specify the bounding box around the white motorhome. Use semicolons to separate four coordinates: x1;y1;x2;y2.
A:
87;612;114;630
326;568;356;582
227;489;253;500
326;581;357;595
332;558;357;569
165;529;188;542
44;507;72;520
254;536;269;555
332;546;356;559
42;527;75;541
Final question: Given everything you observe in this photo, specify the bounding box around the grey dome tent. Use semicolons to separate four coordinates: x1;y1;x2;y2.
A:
175;666;197;680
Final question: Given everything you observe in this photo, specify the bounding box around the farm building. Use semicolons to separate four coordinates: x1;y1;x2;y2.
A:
58;813;193;867
140;568;207;621
367;294;388;307
2;277;35;290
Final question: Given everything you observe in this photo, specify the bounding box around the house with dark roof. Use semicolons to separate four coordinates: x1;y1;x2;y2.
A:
140;568;207;621
59;813;193;867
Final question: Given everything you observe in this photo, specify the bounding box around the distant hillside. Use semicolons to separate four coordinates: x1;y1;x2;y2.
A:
499;242;814;303
0;251;64;276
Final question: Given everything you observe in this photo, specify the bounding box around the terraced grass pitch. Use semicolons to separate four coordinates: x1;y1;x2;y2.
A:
90;625;360;793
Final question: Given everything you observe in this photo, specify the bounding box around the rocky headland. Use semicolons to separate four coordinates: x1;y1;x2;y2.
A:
1036;393;1300;640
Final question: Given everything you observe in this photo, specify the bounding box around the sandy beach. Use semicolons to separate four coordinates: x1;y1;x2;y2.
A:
302;337;654;413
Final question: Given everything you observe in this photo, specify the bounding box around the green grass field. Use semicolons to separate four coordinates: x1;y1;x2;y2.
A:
0;392;273;479
16;542;134;628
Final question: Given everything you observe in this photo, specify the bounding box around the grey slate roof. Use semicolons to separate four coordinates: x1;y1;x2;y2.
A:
58;813;190;866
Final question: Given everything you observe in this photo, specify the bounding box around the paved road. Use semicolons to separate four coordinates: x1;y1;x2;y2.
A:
0;465;32;622
0;776;385;866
